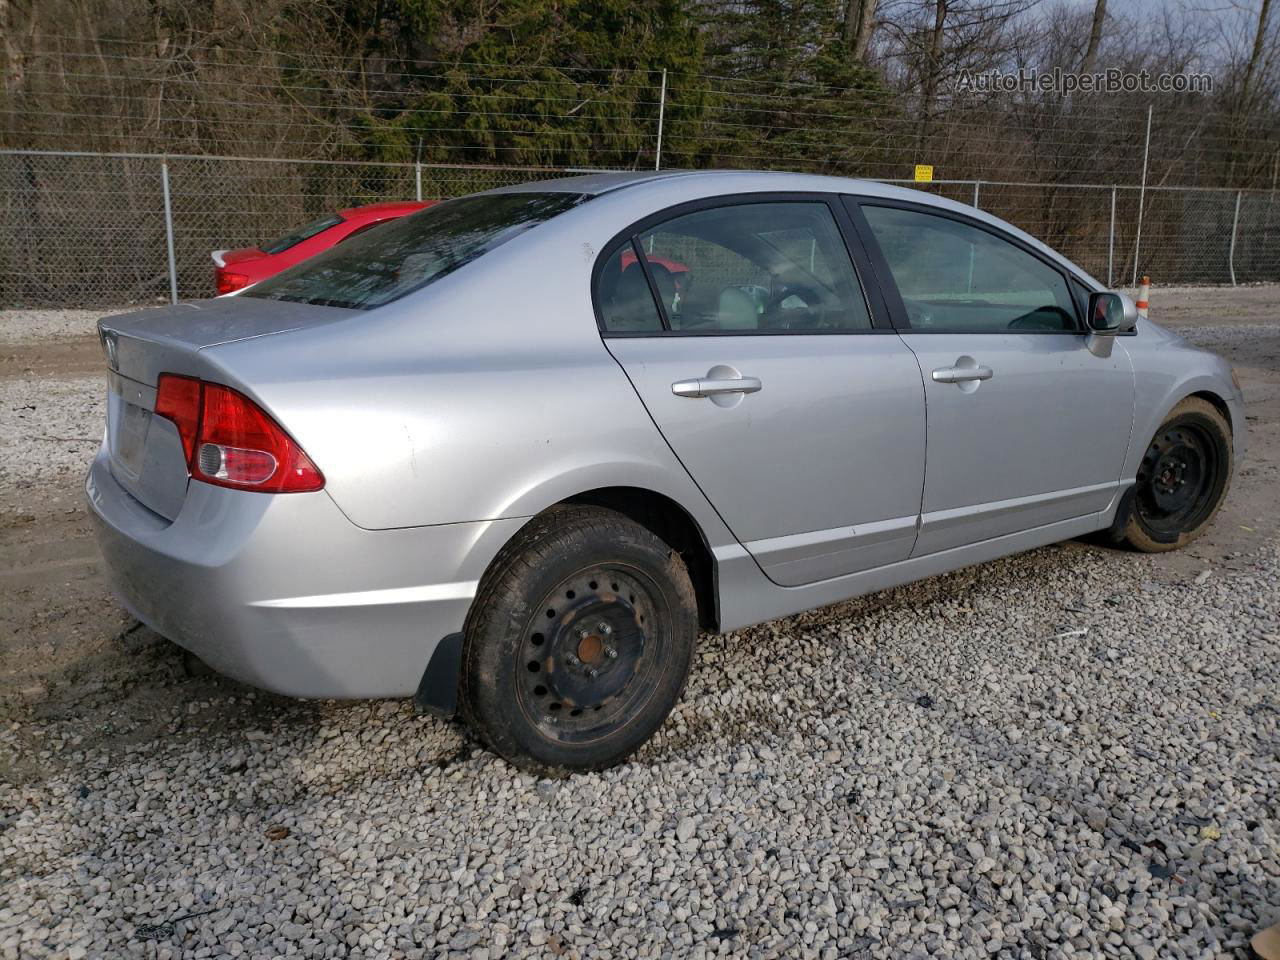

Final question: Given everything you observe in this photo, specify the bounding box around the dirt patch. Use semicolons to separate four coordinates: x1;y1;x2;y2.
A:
1;335;102;381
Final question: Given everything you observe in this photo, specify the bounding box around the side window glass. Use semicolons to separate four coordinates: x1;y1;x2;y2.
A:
861;205;1077;333
635;202;872;333
596;243;663;333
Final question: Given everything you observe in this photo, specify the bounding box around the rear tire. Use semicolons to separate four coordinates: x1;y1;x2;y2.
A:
1121;397;1232;553
460;505;697;775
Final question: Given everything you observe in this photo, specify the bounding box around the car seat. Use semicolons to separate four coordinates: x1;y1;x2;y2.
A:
717;286;759;330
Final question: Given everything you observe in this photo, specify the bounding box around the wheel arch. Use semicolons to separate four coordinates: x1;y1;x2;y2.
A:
1187;389;1233;434
558;486;719;632
1102;387;1236;547
1124;371;1243;483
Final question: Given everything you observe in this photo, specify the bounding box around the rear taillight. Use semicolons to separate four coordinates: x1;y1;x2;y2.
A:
154;375;323;493
215;270;250;295
154;374;201;463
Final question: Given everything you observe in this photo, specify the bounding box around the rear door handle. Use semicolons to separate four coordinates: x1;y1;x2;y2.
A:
672;376;763;398
932;366;993;384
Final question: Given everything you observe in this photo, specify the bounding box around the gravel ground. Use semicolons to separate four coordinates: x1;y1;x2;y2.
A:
1;545;1278;959
0;376;102;495
0;310;108;344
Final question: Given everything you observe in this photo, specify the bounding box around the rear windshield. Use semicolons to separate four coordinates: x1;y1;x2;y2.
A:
243;192;588;310
261;215;344;254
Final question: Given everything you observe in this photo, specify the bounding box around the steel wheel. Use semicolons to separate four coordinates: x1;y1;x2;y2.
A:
515;566;667;745
1122;396;1232;552
1135;423;1220;538
460;505;697;774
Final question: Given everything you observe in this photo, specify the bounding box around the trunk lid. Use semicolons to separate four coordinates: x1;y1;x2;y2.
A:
98;297;355;519
98;296;353;385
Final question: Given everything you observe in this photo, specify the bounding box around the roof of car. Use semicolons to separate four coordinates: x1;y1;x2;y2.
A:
488;169;992;216
490;168;914;199
490;169;1105;289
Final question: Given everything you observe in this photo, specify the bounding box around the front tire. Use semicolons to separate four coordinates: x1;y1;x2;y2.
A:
460;505;697;774
1122;396;1232;553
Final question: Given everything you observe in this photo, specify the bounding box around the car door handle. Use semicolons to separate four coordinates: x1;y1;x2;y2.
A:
671;376;763;398
932;365;993;384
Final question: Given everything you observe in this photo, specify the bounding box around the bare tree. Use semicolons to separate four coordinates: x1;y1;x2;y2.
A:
1080;0;1106;73
877;0;1040;141
844;0;880;62
1239;0;1274;110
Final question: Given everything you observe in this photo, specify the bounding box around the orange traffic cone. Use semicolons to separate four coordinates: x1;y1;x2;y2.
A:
1136;275;1150;319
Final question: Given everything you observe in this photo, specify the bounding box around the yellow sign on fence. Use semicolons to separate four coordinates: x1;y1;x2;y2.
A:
913;164;934;182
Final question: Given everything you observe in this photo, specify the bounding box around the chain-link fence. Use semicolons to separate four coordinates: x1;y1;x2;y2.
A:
3;148;1279;308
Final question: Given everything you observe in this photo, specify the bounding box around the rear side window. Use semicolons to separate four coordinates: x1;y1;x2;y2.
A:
261;215;343;254
597;244;664;332
244;192;587;310
861;205;1077;333
598;201;872;334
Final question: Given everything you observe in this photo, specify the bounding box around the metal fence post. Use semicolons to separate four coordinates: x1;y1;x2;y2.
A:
972;180;981;208
160;159;178;304
415;162;423;202
1228;190;1242;286
1107;186;1116;287
1131;104;1152;287
654;68;667;171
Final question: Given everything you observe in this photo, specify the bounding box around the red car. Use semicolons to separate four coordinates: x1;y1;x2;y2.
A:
212;201;433;295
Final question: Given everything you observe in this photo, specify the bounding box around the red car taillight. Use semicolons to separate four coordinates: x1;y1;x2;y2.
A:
154;374;324;493
154;374;201;463
215;270;251;295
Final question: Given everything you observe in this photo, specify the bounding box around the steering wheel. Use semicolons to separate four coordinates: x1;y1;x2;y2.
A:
765;284;828;329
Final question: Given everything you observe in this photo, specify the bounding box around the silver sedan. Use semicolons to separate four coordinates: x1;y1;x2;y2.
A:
87;171;1243;773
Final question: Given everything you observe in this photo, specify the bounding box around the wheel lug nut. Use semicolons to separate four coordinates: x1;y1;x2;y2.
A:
606;647;618;659
588;668;599;678
598;622;612;635
567;654;579;666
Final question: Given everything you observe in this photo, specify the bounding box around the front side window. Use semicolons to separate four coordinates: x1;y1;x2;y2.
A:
260;215;344;254
860;205;1078;333
599;201;872;334
244;192;587;310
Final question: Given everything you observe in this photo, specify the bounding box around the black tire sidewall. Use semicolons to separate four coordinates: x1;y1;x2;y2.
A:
461;507;697;773
1126;399;1232;551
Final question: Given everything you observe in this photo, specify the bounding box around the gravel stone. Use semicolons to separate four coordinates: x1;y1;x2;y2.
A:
2;541;1274;959
0;376;103;491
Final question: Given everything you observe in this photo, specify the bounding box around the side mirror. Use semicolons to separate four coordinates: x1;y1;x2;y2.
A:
1087;291;1138;334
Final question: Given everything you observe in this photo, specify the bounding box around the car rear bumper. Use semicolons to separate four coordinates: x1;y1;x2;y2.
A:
86;447;525;698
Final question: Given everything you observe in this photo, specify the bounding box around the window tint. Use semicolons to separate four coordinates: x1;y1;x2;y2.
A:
337;219;393;244
261;215;343;254
628;202;872;333
244;192;586;310
861;205;1078;333
597;244;663;332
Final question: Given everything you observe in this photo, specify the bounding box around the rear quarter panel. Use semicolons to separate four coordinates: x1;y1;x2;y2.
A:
200;212;739;551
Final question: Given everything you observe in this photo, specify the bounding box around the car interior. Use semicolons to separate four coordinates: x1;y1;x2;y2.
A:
598;202;873;333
